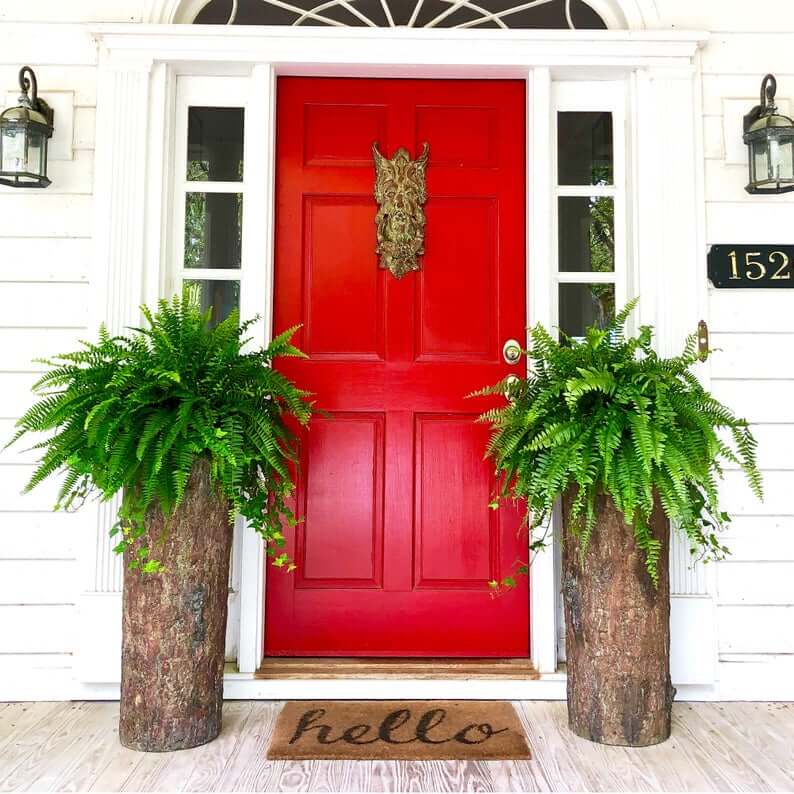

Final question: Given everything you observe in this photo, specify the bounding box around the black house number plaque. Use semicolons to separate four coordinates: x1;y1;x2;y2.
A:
708;245;794;288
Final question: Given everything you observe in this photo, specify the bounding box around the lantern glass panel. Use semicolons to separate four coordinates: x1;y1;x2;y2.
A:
1;126;26;173
752;139;769;182
772;138;794;181
26;128;45;176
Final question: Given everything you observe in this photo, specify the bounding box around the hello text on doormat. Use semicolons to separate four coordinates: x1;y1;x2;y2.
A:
266;701;531;760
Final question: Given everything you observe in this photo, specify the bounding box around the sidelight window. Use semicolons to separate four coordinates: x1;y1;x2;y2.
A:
553;84;627;339
173;80;248;327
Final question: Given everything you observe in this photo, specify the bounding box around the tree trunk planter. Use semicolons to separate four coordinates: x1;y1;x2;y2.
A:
119;459;232;752
561;491;675;747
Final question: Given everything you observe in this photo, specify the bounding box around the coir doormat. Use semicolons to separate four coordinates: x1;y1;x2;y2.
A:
267;701;531;760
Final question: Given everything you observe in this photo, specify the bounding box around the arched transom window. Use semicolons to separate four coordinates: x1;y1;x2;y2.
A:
192;0;608;29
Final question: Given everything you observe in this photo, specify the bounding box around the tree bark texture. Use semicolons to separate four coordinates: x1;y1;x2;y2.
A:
119;458;232;752
561;491;675;747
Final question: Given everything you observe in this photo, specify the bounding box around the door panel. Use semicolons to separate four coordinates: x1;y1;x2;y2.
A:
415;197;497;361
267;77;528;657
414;414;498;589
296;412;384;589
303;196;385;359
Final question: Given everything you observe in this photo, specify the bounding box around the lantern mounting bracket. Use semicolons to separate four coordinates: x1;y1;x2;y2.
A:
18;66;54;137
743;73;777;135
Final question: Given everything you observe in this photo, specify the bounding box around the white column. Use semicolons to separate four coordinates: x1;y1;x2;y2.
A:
633;64;716;686
75;57;153;683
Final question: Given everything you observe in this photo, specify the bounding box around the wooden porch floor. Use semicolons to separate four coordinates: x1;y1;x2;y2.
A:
1;700;792;792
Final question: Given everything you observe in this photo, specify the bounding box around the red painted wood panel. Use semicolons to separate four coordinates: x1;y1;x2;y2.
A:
267;77;528;657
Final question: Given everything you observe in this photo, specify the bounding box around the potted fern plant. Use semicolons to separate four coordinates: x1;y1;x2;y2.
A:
477;300;761;747
7;291;312;751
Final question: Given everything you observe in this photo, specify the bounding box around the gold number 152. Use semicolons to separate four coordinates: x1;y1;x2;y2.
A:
728;250;791;281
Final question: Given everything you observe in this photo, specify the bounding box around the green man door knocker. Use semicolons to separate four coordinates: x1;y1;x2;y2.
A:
372;142;429;279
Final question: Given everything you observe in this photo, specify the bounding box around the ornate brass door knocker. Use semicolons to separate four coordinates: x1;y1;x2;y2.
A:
372;142;429;279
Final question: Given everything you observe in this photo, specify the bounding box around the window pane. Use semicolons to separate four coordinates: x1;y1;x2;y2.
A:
558;112;613;185
184;192;242;269
559;283;615;338
184;279;240;327
558;196;614;273
187;107;244;181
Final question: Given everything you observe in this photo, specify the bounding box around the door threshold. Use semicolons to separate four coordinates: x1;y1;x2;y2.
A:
255;657;539;680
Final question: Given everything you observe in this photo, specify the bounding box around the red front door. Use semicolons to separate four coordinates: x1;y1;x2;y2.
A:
266;77;528;657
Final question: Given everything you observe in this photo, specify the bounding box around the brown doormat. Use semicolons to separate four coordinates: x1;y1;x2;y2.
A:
267;701;531;760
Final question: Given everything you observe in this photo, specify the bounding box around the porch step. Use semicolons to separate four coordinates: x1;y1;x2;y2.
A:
255;658;540;680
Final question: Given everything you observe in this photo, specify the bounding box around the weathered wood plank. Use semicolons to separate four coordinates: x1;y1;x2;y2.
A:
1;700;793;792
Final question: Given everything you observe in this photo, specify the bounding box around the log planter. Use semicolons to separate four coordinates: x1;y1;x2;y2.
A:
561;490;676;747
119;458;232;752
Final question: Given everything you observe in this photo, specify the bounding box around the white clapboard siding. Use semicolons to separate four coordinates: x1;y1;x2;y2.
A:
718;425;794;471
710;380;794;424
0;3;143;23
1;284;90;327
710;291;794;334
701;35;794;74
658;0;794;31
0;374;40;418
718;605;794;654
701;73;794;117
702;115;724;160
707;202;794;244
0;238;91;283
717;561;794;605
0;511;79;559
73;106;96;150
0;328;89;372
0;65;97;106
0;560;78;604
0;463;64;512
710;334;794;380
717;656;794;700
721;516;794;561
704;160;765;203
0;421;47;465
9;150;95;196
0;604;74;653
0;653;72;672
718;470;791;516
0;194;93;237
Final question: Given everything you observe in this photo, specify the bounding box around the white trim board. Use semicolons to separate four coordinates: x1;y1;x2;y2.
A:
6;667;791;703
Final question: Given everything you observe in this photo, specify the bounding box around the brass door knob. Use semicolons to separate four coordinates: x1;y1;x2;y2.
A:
502;339;523;364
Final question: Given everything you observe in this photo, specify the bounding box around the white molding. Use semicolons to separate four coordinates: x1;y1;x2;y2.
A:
76;54;155;683
90;25;707;72
236;63;276;674
527;67;558;675
11;666;783;703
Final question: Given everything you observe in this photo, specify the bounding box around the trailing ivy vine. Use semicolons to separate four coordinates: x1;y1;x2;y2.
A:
474;299;762;587
7;291;313;573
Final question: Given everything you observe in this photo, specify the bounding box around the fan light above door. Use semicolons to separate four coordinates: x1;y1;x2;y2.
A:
193;0;608;29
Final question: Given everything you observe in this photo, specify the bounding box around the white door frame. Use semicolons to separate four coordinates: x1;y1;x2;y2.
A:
84;24;710;699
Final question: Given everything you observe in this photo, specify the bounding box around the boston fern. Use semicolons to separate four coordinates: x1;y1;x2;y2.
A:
7;291;313;573
476;299;762;586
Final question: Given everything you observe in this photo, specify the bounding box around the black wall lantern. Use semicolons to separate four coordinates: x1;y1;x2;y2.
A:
744;74;794;195
0;66;54;189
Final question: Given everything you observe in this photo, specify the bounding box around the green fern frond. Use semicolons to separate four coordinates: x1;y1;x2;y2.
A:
476;297;762;586
6;287;315;574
